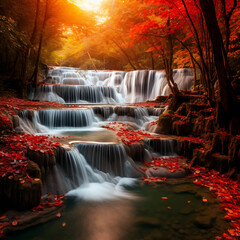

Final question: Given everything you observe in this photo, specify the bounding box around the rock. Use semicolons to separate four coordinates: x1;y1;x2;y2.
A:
27;149;56;178
12;115;20;128
211;132;232;155
144;138;177;155
194;215;216;229
0;176;42;211
27;160;41;179
92;106;114;119
146;167;187;178
191;148;227;171
125;143;147;163
157;113;174;134
177;139;203;159
172;121;193;136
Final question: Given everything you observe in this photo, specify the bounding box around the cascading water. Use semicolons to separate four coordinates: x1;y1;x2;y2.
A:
144;138;177;156
30;67;193;103
37;108;97;128
12;68;230;240
75;143;142;177
18;66;194;199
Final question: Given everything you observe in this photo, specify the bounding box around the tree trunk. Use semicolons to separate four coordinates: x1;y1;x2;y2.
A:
19;0;41;97
31;0;48;87
198;0;239;134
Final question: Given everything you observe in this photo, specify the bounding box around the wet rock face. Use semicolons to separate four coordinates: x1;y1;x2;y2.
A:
211;133;232;155
177;139;203;159
124;143;147;163
157;113;174;134
27;149;56;178
0;176;42;211
92;106;114;119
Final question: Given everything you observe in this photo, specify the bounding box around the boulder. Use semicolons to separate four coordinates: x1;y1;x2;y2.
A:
146;167;187;178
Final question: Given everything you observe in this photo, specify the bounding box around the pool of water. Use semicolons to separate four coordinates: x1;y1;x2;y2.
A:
9;181;229;240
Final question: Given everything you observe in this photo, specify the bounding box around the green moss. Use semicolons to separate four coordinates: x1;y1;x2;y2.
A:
159;113;173;120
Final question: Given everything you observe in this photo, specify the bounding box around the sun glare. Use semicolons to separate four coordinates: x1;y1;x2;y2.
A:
70;0;103;12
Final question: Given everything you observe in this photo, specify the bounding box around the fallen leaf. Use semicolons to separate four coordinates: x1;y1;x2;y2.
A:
12;220;18;226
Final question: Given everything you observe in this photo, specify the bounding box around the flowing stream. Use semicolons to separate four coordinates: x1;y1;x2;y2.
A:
11;67;229;240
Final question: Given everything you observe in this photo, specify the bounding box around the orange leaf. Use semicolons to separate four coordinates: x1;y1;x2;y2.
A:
12;220;18;226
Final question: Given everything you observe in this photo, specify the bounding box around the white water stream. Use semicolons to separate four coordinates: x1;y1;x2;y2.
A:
20;67;193;200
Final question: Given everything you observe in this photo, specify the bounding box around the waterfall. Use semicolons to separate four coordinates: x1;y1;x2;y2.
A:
144;138;177;156
37;108;97;128
32;85;123;104
30;67;193;104
75;143;142;178
17;105;161;135
43;146;138;200
18;65;189;201
16;110;49;134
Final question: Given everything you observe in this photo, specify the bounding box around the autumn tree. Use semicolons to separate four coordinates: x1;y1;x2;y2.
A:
0;0;93;96
198;0;240;133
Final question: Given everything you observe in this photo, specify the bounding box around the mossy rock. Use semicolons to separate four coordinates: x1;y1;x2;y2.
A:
157;113;174;134
27;149;56;178
27;160;41;179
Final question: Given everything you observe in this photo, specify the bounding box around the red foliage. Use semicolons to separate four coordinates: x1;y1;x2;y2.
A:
177;135;209;145
192;168;240;240
0;97;78;116
143;176;167;184
32;194;65;212
104;122;161;145
0;133;60;180
0;113;11;128
143;156;187;172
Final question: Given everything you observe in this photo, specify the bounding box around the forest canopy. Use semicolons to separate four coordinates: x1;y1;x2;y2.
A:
0;0;239;72
0;0;239;129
